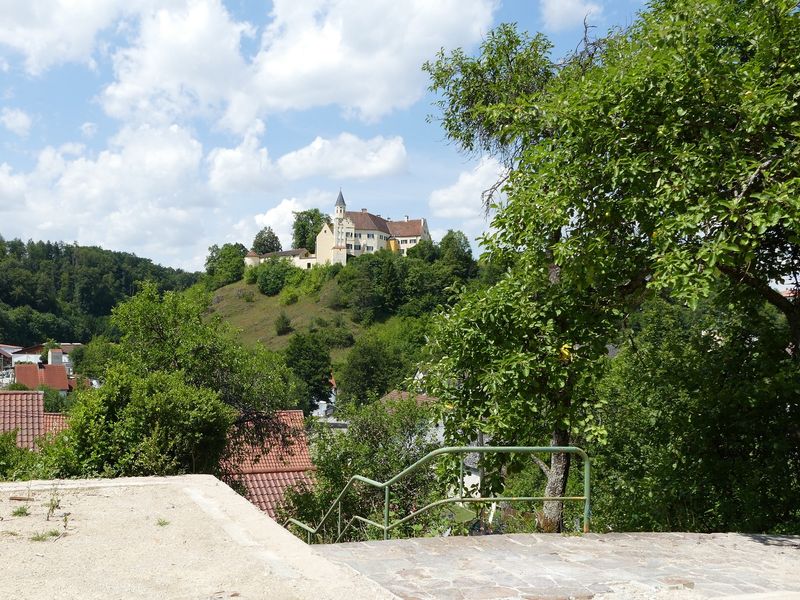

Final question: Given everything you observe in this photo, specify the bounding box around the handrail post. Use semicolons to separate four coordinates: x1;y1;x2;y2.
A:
338;502;342;539
459;459;464;500
583;453;591;533
384;486;390;541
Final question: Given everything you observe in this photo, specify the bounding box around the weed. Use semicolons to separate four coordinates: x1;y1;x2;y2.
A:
30;529;60;542
11;506;29;517
157;518;170;527
46;487;61;521
2;530;19;536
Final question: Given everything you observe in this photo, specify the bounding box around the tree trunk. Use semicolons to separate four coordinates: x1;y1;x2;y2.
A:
541;425;570;532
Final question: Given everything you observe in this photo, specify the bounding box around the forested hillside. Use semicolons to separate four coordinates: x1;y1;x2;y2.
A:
0;236;198;346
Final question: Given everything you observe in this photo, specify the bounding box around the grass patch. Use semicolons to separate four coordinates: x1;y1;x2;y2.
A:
157;518;170;527
11;506;29;517
30;529;60;542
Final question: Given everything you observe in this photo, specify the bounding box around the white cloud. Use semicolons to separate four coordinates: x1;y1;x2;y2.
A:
0;107;32;137
249;190;330;250
540;0;603;32
429;156;503;241
0;1;129;75
102;0;253;124
220;0;496;130
278;133;407;180
207;120;279;194
80;122;98;138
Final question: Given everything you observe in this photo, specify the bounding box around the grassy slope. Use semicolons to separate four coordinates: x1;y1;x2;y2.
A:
209;279;362;363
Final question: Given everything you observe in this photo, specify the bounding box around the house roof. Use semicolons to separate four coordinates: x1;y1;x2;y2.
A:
380;390;438;405
255;248;310;259
43;412;68;435
14;363;70;391
335;190;346;207
0;391;45;449
387;219;426;238
229;410;316;519
345;211;392;234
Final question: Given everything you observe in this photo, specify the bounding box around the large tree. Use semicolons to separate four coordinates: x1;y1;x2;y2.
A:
252;226;282;254
292;209;331;253
424;0;800;529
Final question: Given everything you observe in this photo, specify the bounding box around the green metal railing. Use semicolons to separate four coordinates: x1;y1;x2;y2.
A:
284;446;591;544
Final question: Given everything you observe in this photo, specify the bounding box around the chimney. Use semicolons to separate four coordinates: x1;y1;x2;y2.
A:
48;349;63;365
361;208;367;213
404;215;409;222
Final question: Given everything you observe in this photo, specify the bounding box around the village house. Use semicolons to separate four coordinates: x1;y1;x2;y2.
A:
0;390;68;450
245;191;431;269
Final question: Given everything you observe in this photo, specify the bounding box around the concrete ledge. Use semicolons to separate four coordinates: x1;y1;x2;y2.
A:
0;475;396;600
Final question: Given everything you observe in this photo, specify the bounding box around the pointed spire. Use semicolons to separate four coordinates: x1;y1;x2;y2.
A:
335;189;346;207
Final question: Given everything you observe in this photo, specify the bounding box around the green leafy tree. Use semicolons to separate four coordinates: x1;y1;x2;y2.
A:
591;293;800;533
291;209;331;253
282;396;441;541
275;312;293;336
424;0;800;529
257;258;298;296
205;243;247;289
438;230;476;280
252;226;282;255
284;332;332;414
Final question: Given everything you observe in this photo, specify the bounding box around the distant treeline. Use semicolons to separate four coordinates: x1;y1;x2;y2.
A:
0;236;199;346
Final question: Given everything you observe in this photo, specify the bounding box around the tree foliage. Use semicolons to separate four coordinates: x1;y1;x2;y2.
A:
284;331;332;414
281;396;442;541
424;0;800;528
292;209;331;253
205;243;247;290
0;236;197;346
252;226;282;255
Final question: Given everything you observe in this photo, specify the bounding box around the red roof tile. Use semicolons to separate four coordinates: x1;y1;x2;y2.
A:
380;390;438;405
387;219;426;238
43;413;68;435
0;391;44;449
241;470;315;518
14;363;69;391
227;410;316;519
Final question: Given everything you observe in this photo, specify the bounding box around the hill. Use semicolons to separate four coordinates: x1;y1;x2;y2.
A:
209;278;363;363
0;236;199;346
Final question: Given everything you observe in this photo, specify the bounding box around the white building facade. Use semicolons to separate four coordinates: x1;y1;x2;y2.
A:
246;191;431;269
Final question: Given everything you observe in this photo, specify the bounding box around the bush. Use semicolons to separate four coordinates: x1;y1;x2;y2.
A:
244;265;259;284
279;288;299;305
275;312;292;336
257;259;298;296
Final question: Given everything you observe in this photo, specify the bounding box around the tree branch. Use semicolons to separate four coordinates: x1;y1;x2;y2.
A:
717;263;793;314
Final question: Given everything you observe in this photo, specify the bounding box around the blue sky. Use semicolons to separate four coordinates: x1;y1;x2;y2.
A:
0;0;644;271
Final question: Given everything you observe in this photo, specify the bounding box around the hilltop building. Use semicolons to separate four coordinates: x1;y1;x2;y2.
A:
246;191;431;269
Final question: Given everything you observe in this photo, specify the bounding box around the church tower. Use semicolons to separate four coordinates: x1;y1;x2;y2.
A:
333;190;346;249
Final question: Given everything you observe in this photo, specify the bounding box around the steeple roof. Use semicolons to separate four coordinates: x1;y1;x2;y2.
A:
335;190;346;207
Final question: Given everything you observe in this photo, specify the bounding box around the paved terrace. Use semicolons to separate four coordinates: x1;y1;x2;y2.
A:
1;475;798;599
318;533;800;599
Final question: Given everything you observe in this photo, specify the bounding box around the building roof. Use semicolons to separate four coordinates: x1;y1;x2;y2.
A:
387;219;426;238
229;410;316;519
14;363;70;391
253;248;310;259
335;190;346;207
380;390;438;405
0;391;45;449
43;412;68;435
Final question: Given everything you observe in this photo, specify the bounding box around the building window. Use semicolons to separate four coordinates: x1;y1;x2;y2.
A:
346;243;353;250
306;263;312;269
356;233;362;238
354;244;361;250
400;239;407;245
367;233;374;238
401;249;406;255
365;245;373;251
346;232;352;237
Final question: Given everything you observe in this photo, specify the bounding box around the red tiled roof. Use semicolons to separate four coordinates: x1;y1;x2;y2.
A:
240;471;315;518
0;391;44;449
387;219;426;238
43;413;68;435
14;364;69;391
227;410;316;518
345;211;391;235
381;390;438;404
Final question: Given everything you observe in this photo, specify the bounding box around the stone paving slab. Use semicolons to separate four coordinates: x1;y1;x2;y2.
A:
316;532;800;600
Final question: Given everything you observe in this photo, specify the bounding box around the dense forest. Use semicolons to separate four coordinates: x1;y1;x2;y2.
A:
0;235;198;346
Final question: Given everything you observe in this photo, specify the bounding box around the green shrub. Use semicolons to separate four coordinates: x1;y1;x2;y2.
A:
275;312;292;336
256;259;298;296
279;288;299;305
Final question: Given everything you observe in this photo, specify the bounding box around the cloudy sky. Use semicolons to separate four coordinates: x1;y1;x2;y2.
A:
0;0;643;271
